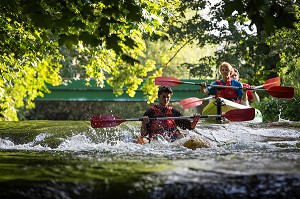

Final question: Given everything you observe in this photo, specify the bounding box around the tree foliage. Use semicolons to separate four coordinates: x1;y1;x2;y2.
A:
166;0;300;121
0;0;180;120
0;11;62;120
169;0;300;84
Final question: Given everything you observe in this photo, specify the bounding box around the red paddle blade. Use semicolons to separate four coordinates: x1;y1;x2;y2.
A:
154;76;183;86
263;77;280;89
223;108;255;122
91;114;125;128
266;86;294;99
180;97;204;109
180;96;214;109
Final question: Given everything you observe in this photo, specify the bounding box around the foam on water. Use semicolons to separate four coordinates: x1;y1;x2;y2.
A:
0;121;299;158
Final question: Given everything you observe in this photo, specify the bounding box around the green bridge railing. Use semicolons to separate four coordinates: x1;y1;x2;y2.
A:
35;79;212;102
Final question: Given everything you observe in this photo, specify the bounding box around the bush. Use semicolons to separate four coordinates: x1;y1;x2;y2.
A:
255;96;300;122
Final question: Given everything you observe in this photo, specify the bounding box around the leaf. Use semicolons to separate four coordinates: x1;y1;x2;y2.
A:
223;1;244;17
106;34;123;54
263;14;276;34
125;0;142;21
58;34;78;49
124;36;138;49
97;18;111;37
121;54;140;65
79;32;102;47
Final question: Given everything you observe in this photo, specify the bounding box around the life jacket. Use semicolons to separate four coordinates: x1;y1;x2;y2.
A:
148;105;180;140
215;78;240;103
242;83;254;101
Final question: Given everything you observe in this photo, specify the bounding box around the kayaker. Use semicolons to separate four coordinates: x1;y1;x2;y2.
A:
138;86;200;144
232;68;260;104
200;62;249;105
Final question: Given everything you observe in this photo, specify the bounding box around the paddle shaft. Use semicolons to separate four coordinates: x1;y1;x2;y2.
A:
155;76;282;92
141;115;231;120
96;115;236;122
208;85;267;91
210;85;293;98
116;116;195;122
162;80;269;91
91;107;255;128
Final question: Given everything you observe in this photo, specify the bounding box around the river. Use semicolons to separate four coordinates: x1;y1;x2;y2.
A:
0;120;299;198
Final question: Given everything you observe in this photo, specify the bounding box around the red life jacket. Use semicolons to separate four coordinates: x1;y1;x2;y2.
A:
242;83;254;101
148;105;179;138
216;78;240;103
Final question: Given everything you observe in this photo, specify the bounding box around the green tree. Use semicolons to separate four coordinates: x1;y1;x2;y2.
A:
0;0;180;121
141;39;216;79
168;0;299;84
164;0;300;121
0;18;62;120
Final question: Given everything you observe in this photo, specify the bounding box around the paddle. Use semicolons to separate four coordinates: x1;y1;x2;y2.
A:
155;76;202;86
254;76;280;89
155;76;293;99
179;96;214;109
155;76;280;89
180;86;294;109
90;108;256;128
248;86;294;99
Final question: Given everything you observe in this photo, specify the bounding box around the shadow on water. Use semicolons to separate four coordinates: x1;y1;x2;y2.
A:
0;120;300;199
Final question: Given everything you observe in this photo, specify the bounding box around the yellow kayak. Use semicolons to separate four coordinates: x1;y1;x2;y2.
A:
202;98;262;123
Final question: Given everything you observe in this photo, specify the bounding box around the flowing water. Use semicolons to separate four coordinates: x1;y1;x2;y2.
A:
0;120;299;199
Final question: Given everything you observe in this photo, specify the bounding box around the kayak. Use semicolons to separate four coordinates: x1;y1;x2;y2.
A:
137;134;210;150
202;97;263;123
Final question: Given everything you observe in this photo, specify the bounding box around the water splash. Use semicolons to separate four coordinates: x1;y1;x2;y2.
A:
0;121;299;153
